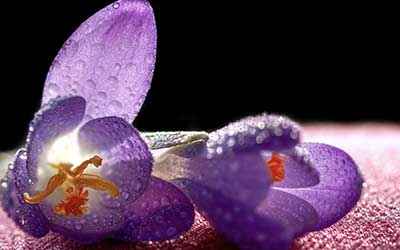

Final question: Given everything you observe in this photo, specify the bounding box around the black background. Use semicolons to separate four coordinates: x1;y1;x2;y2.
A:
0;0;397;150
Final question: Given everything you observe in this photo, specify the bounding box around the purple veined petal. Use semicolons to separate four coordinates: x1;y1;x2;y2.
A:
276;143;363;231
78;116;152;209
256;189;318;238
26;96;86;182
172;179;293;250
113;176;194;241
42;0;156;123
1;149;49;237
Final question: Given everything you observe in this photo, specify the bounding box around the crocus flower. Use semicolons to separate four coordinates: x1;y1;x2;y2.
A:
0;0;194;243
154;114;363;249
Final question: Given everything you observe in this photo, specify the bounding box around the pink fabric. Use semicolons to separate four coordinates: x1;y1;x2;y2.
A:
1;124;399;249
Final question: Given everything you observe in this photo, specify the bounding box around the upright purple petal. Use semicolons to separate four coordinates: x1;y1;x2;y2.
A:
26;96;86;181
78;116;152;209
42;0;156;122
277;143;363;231
1;149;49;237
113;177;194;241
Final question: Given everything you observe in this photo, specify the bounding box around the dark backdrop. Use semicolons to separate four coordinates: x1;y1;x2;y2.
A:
0;0;397;150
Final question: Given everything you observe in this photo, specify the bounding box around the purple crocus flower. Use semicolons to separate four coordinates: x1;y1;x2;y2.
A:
0;0;194;243
155;114;363;249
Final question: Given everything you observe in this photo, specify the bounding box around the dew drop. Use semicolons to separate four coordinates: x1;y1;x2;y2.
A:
47;83;60;95
114;63;122;75
110;100;123;109
97;91;107;99
87;79;97;89
107;76;119;86
166;227;177;236
1;182;7;189
161;197;169;206
75;60;86;70
122;192;130;200
74;223;82;230
112;2;120;9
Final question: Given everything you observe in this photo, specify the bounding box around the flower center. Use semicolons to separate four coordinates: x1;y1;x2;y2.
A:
23;155;120;217
266;152;285;182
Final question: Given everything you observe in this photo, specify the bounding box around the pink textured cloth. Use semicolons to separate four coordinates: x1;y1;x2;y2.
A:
1;124;399;250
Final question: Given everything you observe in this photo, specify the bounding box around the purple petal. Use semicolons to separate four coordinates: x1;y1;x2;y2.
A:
155;115;301;208
158;145;272;208
42;0;156;122
37;117;152;242
173;179;292;250
26;96;86;181
1;149;49;237
256;189;318;237
78;116;152;209
113;177;194;241
206;114;301;153
271;147;320;188
278;143;363;231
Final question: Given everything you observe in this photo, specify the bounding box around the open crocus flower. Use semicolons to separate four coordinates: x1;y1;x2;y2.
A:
154;114;363;249
0;0;194;243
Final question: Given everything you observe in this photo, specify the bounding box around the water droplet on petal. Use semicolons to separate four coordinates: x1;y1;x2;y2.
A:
97;91;107;99
114;63;122;75
110;100;123;109
122;192;129;200
87;79;97;89
47;83;60;95
112;2;120;9
166;227;177;236
107;76;119;86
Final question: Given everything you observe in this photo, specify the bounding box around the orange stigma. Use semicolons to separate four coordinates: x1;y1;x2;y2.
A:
266;152;285;182
23;155;120;217
54;186;89;216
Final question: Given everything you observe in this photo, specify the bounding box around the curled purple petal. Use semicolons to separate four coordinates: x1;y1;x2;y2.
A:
1;149;49;237
173;179;292;250
26;96;86;181
206;114;301;153
42;0;156;122
155;114;301;208
157;145;272;208
256;189;318;237
78;116;152;208
113;177;194;241
278;143;363;231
